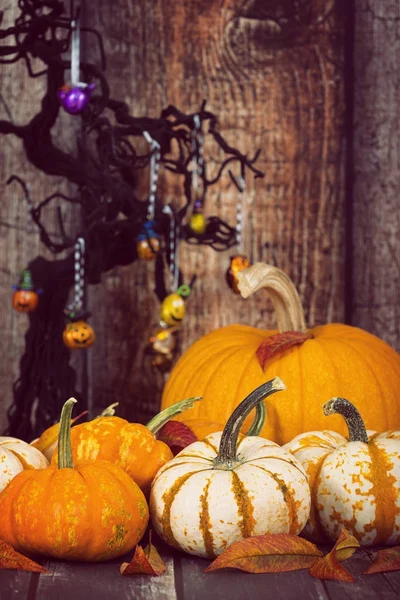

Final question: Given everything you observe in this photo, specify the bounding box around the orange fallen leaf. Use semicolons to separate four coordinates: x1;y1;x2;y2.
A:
204;533;323;573
0;539;47;573
120;533;166;576
309;529;360;582
364;547;400;575
157;421;197;455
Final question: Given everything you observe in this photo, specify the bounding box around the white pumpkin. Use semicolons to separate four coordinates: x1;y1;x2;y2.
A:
0;436;49;493
285;397;400;546
150;378;311;558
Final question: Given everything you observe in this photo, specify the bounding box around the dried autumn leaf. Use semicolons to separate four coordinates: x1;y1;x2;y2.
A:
204;534;323;574
157;420;197;455
309;529;360;582
0;539;47;573
120;534;166;576
256;332;314;370
364;547;400;575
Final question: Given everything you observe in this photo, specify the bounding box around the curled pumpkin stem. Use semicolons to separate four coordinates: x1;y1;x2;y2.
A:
58;397;78;469
323;397;369;444
213;377;286;470
146;397;203;434
236;263;307;333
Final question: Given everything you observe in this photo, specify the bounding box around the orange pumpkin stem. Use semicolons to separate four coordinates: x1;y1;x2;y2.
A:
213;377;286;470
58;397;78;469
323;397;369;443
237;263;307;333
146;396;202;435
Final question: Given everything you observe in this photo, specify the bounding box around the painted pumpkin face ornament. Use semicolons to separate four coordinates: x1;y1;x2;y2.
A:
12;269;40;313
63;311;95;349
160;285;191;327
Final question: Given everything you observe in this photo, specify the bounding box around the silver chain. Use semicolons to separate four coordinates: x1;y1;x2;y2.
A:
235;175;246;254
163;205;179;293
191;115;204;195
70;237;85;310
143;131;161;221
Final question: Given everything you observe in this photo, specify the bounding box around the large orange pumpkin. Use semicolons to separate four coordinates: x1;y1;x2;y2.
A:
161;263;400;445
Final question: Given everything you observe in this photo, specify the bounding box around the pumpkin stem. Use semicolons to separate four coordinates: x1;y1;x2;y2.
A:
146;397;203;434
58;397;78;469
213;377;286;470
323;397;369;443
246;401;266;436
97;402;119;418
237;263;307;333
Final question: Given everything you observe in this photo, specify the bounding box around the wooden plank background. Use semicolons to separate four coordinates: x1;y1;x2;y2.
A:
0;0;397;434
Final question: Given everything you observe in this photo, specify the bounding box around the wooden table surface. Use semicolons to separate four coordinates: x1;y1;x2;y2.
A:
2;542;400;600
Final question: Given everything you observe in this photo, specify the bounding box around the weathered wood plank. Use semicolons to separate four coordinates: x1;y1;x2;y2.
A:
34;553;176;600
0;570;36;600
352;0;400;351
177;554;328;600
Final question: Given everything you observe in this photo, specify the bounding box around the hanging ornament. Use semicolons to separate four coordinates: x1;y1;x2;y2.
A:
148;207;192;369
226;173;252;294
63;238;95;349
188;115;207;235
58;14;96;115
12;269;41;313
148;325;179;369
136;131;161;260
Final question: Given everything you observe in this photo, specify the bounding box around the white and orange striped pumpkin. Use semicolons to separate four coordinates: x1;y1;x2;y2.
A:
285;397;400;546
150;378;311;558
0;437;49;493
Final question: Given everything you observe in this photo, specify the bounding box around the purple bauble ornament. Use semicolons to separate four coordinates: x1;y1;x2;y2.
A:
58;83;96;115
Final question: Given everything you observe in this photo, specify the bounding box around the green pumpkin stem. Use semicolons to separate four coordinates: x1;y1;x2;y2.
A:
58;397;78;469
237;263;307;333
213;377;286;470
97;402;119;418
146;397;202;434
323;397;369;443
246;402;266;437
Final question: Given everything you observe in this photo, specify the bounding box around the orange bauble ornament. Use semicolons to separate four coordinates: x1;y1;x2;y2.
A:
161;263;400;445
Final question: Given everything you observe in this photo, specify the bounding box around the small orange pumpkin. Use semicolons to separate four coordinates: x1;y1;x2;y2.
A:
0;398;149;562
161;263;400;444
51;397;201;495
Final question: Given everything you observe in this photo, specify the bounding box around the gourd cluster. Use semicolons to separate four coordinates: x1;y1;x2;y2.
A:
1;261;400;561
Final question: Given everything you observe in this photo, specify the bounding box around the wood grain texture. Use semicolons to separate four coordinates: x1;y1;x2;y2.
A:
352;0;400;350
87;0;347;422
2;548;400;600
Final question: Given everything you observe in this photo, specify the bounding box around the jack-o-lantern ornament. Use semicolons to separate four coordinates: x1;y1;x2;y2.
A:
226;255;251;294
12;269;40;313
136;220;160;261
63;311;95;350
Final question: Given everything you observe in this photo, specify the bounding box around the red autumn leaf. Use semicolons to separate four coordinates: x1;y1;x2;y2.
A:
256;331;313;370
364;547;400;575
0;539;47;573
120;534;166;576
157;420;197;455
309;529;360;582
204;534;323;574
